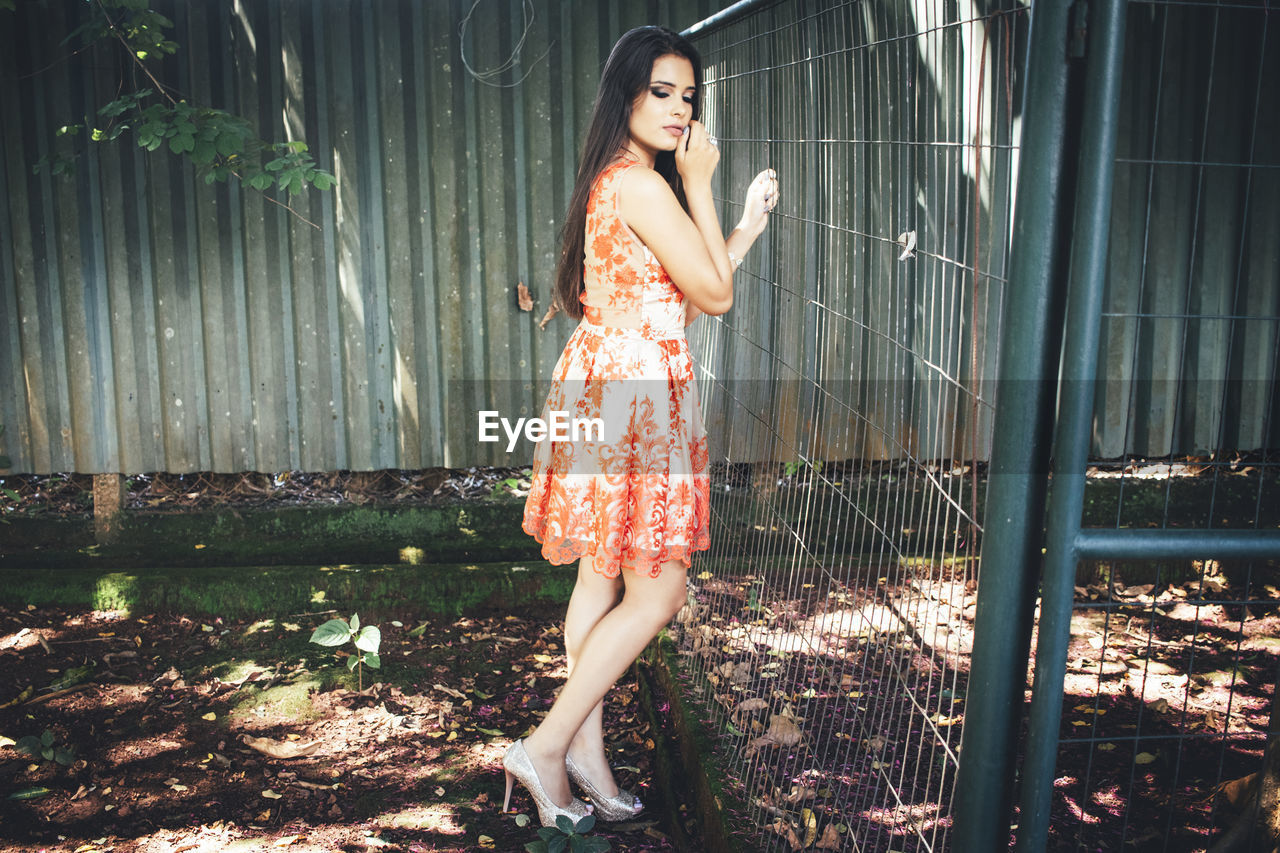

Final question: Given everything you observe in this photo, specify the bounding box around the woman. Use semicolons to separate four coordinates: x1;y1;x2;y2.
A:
506;25;778;827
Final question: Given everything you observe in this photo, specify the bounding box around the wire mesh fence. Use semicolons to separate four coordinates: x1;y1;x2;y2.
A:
674;0;1028;849
1035;0;1280;849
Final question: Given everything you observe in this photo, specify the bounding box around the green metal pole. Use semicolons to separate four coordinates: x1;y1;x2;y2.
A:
1015;0;1129;848
951;1;1075;849
1076;528;1280;560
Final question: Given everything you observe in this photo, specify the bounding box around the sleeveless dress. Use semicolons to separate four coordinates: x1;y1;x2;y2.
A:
522;158;711;578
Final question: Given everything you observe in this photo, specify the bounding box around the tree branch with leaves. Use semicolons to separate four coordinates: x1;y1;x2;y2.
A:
17;0;334;227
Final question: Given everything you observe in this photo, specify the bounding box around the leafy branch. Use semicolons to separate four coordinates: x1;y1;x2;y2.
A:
22;0;334;227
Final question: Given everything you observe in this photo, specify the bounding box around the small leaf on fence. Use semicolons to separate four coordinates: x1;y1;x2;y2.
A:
517;283;534;312
1135;752;1157;765
896;230;917;260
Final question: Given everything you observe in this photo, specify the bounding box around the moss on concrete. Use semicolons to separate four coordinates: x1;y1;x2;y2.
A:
0;561;573;618
636;631;748;853
0;501;539;571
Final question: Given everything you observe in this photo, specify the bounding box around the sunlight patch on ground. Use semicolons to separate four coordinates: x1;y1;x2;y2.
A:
133;824;337;852
378;802;468;835
0;626;42;652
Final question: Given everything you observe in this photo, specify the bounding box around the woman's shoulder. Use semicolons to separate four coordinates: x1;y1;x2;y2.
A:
612;162;674;205
594;157;641;188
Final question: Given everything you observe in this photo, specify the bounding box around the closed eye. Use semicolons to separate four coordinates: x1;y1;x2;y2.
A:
651;87;697;104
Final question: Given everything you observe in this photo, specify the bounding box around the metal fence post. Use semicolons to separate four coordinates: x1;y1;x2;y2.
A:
1015;0;1129;848
951;1;1075;849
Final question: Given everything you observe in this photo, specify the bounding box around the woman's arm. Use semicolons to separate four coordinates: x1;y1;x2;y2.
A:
683;168;778;326
622;139;733;315
624;122;778;317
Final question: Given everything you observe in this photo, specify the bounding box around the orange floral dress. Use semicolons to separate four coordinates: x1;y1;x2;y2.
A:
522;158;711;578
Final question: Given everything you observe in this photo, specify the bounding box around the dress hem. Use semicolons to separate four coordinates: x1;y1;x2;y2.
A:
521;518;708;579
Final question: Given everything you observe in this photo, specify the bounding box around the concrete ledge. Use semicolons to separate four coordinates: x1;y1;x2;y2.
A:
0;560;575;618
0;500;539;570
637;632;748;853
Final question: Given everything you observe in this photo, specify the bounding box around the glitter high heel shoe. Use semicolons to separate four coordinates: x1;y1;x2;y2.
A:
502;739;593;828
565;752;644;821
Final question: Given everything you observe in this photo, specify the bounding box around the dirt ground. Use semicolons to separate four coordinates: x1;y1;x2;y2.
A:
2;465;1277;852
0;602;690;853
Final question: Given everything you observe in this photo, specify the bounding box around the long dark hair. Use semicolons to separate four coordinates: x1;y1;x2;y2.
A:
553;26;702;319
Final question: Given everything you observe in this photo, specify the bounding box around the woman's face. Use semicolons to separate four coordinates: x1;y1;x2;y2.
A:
625;53;696;165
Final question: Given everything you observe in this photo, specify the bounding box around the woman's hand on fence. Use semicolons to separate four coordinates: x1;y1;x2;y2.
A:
738;168;779;238
675;120;719;187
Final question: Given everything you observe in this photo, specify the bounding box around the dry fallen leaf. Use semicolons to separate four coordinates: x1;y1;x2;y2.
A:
1204;772;1258;809
516;283;534;312
434;683;466;700
896;229;917;260
815;823;842;849
800;808;818;847
538;301;560;330
765;712;804;747
273;835;304;847
783;784;817;803
1135;752;1157;765
262;788;283;799
240;735;320;760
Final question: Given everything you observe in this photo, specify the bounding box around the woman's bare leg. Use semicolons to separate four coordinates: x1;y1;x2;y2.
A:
563;556;623;796
520;559;688;808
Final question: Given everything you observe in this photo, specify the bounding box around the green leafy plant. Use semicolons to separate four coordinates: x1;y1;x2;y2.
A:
11;0;334;225
525;813;610;853
783;458;824;477
309;613;380;691
15;730;76;766
489;469;533;498
490;476;522;497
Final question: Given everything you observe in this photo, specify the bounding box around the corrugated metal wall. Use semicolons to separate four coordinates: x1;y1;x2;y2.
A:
0;0;719;474
688;0;1019;465
1093;0;1280;458
2;0;1276;477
